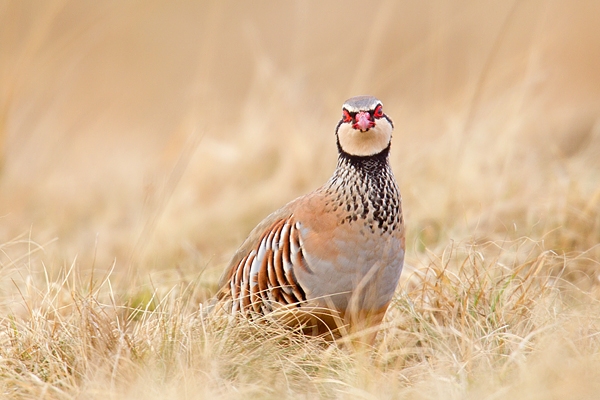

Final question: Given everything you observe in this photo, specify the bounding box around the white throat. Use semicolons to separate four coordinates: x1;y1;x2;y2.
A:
337;118;393;156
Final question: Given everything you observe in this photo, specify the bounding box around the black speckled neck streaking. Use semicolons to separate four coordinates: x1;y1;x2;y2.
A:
323;145;402;234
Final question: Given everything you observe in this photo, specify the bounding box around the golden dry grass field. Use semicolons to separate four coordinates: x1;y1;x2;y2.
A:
1;1;600;398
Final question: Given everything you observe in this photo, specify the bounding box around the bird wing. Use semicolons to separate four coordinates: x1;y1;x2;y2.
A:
216;202;312;314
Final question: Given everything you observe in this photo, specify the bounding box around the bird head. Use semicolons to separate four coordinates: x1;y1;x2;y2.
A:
336;96;394;157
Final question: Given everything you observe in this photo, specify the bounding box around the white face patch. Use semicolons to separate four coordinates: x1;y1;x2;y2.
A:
337;118;393;157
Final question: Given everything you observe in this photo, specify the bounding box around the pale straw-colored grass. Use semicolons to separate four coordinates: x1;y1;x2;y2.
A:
1;237;600;399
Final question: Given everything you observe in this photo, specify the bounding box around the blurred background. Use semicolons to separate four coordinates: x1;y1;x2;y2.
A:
1;1;600;295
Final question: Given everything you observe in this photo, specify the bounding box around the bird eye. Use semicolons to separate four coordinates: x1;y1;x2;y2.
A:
342;109;352;123
373;105;383;118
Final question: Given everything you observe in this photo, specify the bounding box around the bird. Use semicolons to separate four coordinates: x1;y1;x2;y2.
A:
213;95;405;342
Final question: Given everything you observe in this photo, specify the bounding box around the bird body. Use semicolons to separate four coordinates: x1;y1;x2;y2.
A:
215;96;404;340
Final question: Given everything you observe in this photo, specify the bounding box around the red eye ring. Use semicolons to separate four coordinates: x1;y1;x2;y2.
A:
373;105;383;118
342;109;352;123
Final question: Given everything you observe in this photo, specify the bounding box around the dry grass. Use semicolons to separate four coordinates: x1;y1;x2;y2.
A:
1;0;600;398
2;239;600;399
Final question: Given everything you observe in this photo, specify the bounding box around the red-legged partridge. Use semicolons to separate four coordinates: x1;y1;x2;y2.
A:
215;96;405;340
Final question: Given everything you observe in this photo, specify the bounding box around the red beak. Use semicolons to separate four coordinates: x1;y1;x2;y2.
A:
353;111;375;131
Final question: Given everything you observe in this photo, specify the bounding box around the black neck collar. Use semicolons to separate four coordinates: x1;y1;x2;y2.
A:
336;141;391;168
